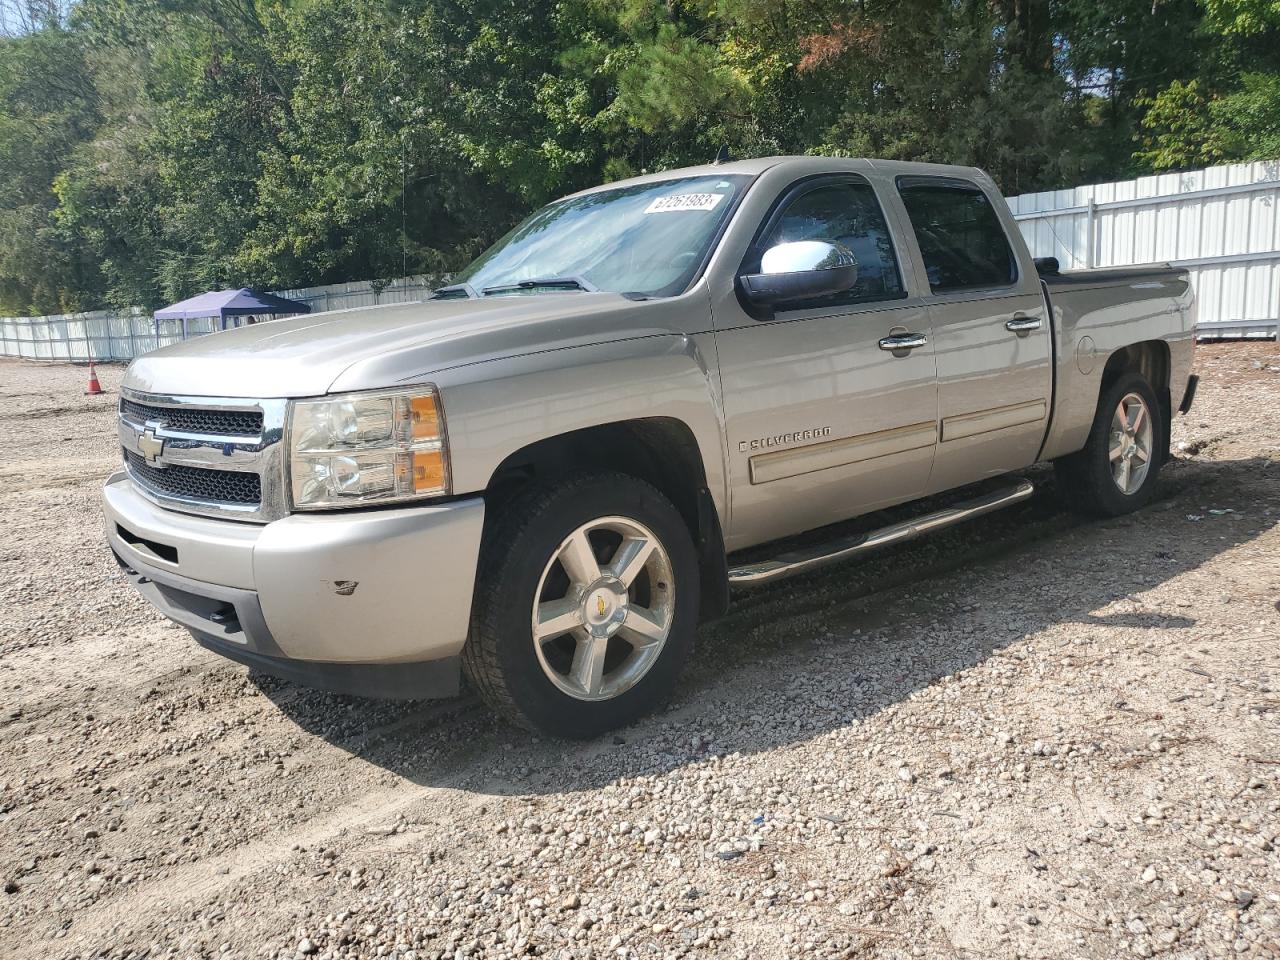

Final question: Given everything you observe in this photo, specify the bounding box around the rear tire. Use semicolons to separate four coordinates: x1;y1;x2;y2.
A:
1055;371;1163;517
463;472;699;738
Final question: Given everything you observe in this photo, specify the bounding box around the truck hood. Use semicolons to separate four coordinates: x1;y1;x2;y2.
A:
124;292;695;399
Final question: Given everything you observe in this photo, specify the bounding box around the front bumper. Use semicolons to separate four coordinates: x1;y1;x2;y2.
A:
102;471;486;698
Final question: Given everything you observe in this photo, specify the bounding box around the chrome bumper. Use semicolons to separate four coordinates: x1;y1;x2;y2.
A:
102;472;485;695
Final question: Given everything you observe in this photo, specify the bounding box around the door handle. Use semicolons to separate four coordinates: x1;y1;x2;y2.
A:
1005;315;1042;334
878;332;928;353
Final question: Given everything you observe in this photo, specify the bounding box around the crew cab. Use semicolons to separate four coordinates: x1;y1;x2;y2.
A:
103;157;1197;736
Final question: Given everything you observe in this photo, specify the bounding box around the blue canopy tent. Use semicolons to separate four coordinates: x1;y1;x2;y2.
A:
153;288;311;340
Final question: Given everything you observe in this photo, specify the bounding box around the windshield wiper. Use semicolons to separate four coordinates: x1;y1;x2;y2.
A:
431;282;480;300
481;275;597;296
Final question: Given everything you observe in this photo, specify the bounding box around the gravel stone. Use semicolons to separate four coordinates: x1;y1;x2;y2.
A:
1;346;1279;959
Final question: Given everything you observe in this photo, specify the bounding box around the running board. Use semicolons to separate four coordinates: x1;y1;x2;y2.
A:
726;479;1035;587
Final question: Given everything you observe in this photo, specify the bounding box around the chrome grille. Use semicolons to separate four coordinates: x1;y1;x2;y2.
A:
124;450;262;504
120;398;263;437
118;389;288;523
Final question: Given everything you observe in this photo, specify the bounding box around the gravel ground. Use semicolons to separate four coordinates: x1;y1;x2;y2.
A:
1;344;1279;960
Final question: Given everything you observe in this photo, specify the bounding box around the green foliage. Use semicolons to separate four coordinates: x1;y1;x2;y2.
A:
1135;80;1237;171
612;24;747;134
0;24;102;313
1139;72;1280;171
1;0;1279;315
1203;0;1280;35
1216;72;1280;158
1133;2;1280;171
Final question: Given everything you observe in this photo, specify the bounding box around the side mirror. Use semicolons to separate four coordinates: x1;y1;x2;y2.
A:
739;240;859;306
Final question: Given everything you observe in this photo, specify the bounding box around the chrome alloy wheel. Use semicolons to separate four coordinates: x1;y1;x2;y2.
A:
1110;391;1154;495
531;516;675;702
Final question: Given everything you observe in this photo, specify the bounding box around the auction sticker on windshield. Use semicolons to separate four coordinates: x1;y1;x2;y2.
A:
645;193;726;214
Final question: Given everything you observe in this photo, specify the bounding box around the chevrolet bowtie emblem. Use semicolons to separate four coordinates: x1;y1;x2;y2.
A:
137;427;165;464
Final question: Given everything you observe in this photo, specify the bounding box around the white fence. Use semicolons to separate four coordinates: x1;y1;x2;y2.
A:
1007;160;1280;337
0;274;443;363
1;309;179;361
5;160;1280;362
270;273;442;314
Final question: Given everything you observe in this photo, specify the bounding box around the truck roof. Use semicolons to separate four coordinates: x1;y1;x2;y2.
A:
563;155;989;201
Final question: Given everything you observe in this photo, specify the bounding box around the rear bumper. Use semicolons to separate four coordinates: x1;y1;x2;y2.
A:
102;471;485;696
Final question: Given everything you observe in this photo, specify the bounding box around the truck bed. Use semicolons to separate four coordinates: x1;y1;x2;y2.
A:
1035;261;1194;463
1042;262;1187;289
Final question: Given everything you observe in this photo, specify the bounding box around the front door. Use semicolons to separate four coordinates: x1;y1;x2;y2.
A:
894;176;1054;494
711;175;940;551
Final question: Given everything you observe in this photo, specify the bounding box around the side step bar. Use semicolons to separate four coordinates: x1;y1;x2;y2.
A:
726;479;1035;587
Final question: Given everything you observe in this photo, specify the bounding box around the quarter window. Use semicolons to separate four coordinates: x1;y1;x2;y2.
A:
753;179;904;307
897;180;1016;292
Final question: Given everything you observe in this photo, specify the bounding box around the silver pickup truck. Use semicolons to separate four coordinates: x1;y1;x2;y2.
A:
103;156;1197;736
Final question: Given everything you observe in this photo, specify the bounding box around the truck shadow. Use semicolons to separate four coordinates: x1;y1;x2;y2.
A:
252;450;1276;796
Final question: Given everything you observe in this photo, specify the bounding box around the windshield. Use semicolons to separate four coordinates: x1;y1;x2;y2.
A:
451;174;751;298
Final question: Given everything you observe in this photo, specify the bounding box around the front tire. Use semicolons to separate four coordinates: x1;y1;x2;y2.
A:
463;472;699;738
1055;371;1163;517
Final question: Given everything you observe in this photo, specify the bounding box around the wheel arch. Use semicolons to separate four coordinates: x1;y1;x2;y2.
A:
1099;340;1172;463
484;418;730;620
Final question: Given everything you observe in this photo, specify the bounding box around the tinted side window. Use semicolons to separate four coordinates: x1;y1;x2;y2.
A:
755;180;904;306
897;181;1016;291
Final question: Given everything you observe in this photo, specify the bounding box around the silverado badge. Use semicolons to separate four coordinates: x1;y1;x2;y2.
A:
739;426;832;453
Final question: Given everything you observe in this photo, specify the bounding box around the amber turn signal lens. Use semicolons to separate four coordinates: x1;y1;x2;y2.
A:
411;449;446;493
410;395;441;441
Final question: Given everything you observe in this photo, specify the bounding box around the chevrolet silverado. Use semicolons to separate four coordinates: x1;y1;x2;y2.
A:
103;156;1197;736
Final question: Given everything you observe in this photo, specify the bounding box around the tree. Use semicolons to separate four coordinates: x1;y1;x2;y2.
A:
2;0;1280;315
1134;79;1237;170
0;23;104;314
1203;0;1280;35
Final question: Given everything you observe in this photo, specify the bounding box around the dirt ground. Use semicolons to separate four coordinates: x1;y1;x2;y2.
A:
1;343;1278;960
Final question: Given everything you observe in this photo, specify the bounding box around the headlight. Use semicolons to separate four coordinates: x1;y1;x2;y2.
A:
288;387;449;509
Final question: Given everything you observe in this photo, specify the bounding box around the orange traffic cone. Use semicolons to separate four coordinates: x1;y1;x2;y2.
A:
85;362;105;396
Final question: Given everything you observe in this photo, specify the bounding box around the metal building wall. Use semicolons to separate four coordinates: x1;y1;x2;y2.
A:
1007;160;1280;338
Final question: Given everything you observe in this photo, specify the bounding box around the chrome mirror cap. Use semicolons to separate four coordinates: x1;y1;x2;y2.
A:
740;240;859;307
760;239;857;275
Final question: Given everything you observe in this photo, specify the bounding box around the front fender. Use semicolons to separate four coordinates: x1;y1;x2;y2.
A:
433;333;729;525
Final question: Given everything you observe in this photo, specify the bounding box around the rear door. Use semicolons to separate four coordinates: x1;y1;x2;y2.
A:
894;175;1053;494
711;173;939;550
